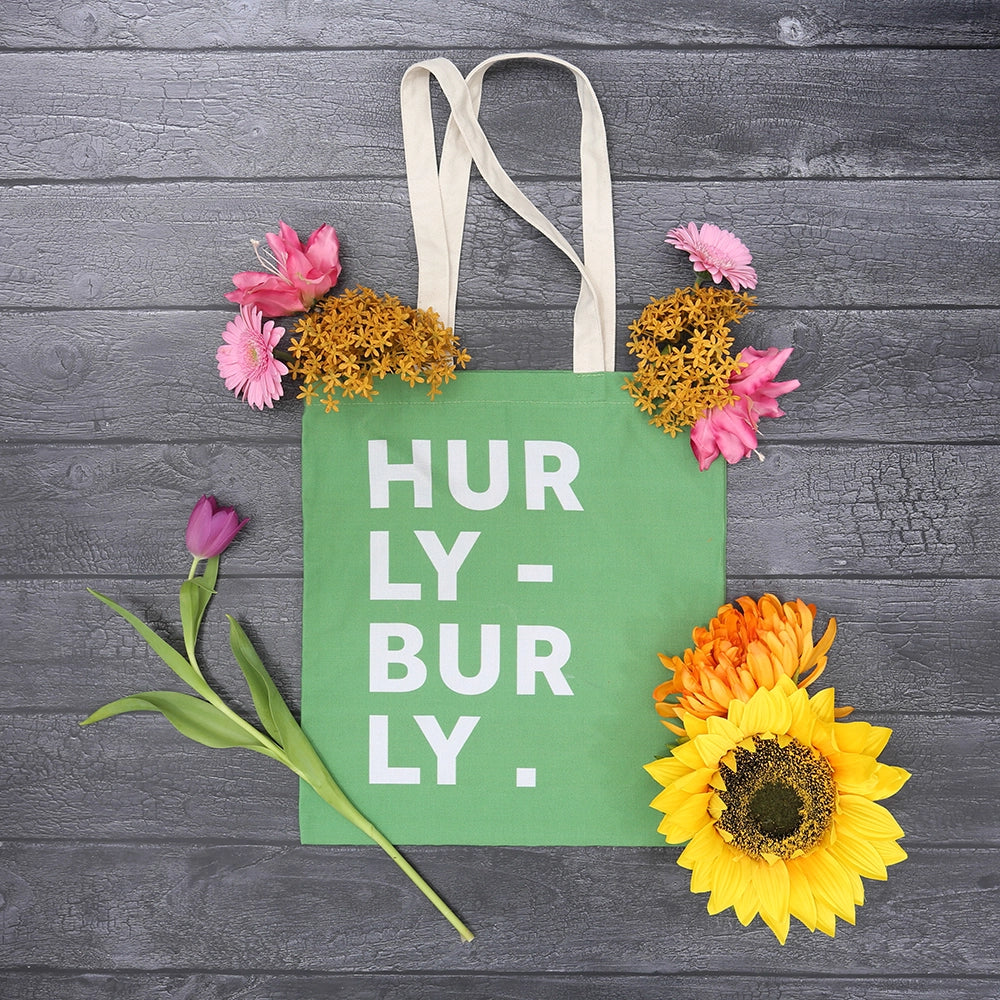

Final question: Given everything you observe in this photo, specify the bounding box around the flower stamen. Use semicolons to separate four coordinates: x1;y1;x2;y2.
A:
250;239;283;277
717;737;836;860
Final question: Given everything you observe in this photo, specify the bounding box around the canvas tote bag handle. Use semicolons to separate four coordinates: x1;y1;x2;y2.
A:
400;53;616;373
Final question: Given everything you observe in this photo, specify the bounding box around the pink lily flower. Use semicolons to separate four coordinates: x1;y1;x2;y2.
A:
225;221;342;317
690;346;799;470
185;495;248;560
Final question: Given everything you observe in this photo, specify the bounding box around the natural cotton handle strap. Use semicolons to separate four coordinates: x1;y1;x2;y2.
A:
400;53;616;372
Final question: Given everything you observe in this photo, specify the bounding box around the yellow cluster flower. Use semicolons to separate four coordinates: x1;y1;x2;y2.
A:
622;285;754;434
287;286;470;412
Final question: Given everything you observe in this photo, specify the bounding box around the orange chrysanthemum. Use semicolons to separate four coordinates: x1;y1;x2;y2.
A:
655;595;841;736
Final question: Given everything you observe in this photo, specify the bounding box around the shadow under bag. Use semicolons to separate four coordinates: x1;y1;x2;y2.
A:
300;53;725;845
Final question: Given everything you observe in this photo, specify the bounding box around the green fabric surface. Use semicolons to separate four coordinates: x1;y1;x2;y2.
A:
300;371;725;845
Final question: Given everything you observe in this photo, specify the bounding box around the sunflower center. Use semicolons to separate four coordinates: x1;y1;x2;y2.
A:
716;737;835;859
748;782;804;838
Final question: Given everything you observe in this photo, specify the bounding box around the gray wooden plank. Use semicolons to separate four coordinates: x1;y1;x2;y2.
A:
1;180;996;310
0;843;993;972
0;710;976;843
2;442;997;578
2;972;998;1000
6;577;997;715
726;443;1000;578
2;307;996;443
2;0;997;49
4;49;997;181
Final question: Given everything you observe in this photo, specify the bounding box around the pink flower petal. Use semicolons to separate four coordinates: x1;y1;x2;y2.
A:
185;495;248;559
216;305;288;410
226;222;342;316
666;221;758;292
689;345;798;470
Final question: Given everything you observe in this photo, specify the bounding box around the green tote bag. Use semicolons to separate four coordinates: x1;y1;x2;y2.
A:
300;53;725;846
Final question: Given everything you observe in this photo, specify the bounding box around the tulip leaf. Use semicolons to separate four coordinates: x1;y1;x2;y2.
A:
81;690;282;761
180;558;219;664
180;556;220;663
226;616;332;786
90;587;214;699
201;555;219;594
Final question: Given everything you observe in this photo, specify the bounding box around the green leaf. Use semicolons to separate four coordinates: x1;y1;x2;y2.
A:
80;690;281;760
226;616;339;789
179;556;219;664
89;588;212;699
201;555;219;594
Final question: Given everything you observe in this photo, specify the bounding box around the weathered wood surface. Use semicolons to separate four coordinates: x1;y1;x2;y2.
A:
2;1;998;997
0;712;987;842
2;0;997;48
7;577;999;714
5;49;997;180
0;843;995;971
4;180;998;309
3;307;998;441
2;975;998;1000
3;442;998;577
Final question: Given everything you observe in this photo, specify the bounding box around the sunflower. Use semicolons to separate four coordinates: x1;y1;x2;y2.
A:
654;595;840;736
645;676;909;943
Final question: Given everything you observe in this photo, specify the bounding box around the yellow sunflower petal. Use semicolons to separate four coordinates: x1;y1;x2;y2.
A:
837;794;906;840
786;859;819;932
655;792;715;843
732;881;761;927
670;739;705;771
829;750;880;792
703;843;753;912
798;848;857;922
834;720;892;757
814;902;839;937
869;762;911;801
829;830;888;881
705;714;744;743
739;683;793;735
644;756;690;786
694;733;741;768
808;686;837;723
680;823;726;884
754;859;791;944
873;838;908;866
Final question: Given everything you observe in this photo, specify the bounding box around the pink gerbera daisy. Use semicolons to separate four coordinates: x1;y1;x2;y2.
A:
216;305;288;409
666;222;758;292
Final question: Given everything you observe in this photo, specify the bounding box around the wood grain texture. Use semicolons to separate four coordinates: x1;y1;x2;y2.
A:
3;180;998;310
4;49;997;181
3;307;998;443
0;843;996;972
2;0;998;996
3;442;997;577
0;710;984;842
2;0;997;49
3;973;999;1000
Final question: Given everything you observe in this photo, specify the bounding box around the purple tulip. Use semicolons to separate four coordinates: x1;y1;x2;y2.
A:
185;495;248;559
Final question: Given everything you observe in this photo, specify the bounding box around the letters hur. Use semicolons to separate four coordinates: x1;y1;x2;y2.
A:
368;438;584;510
